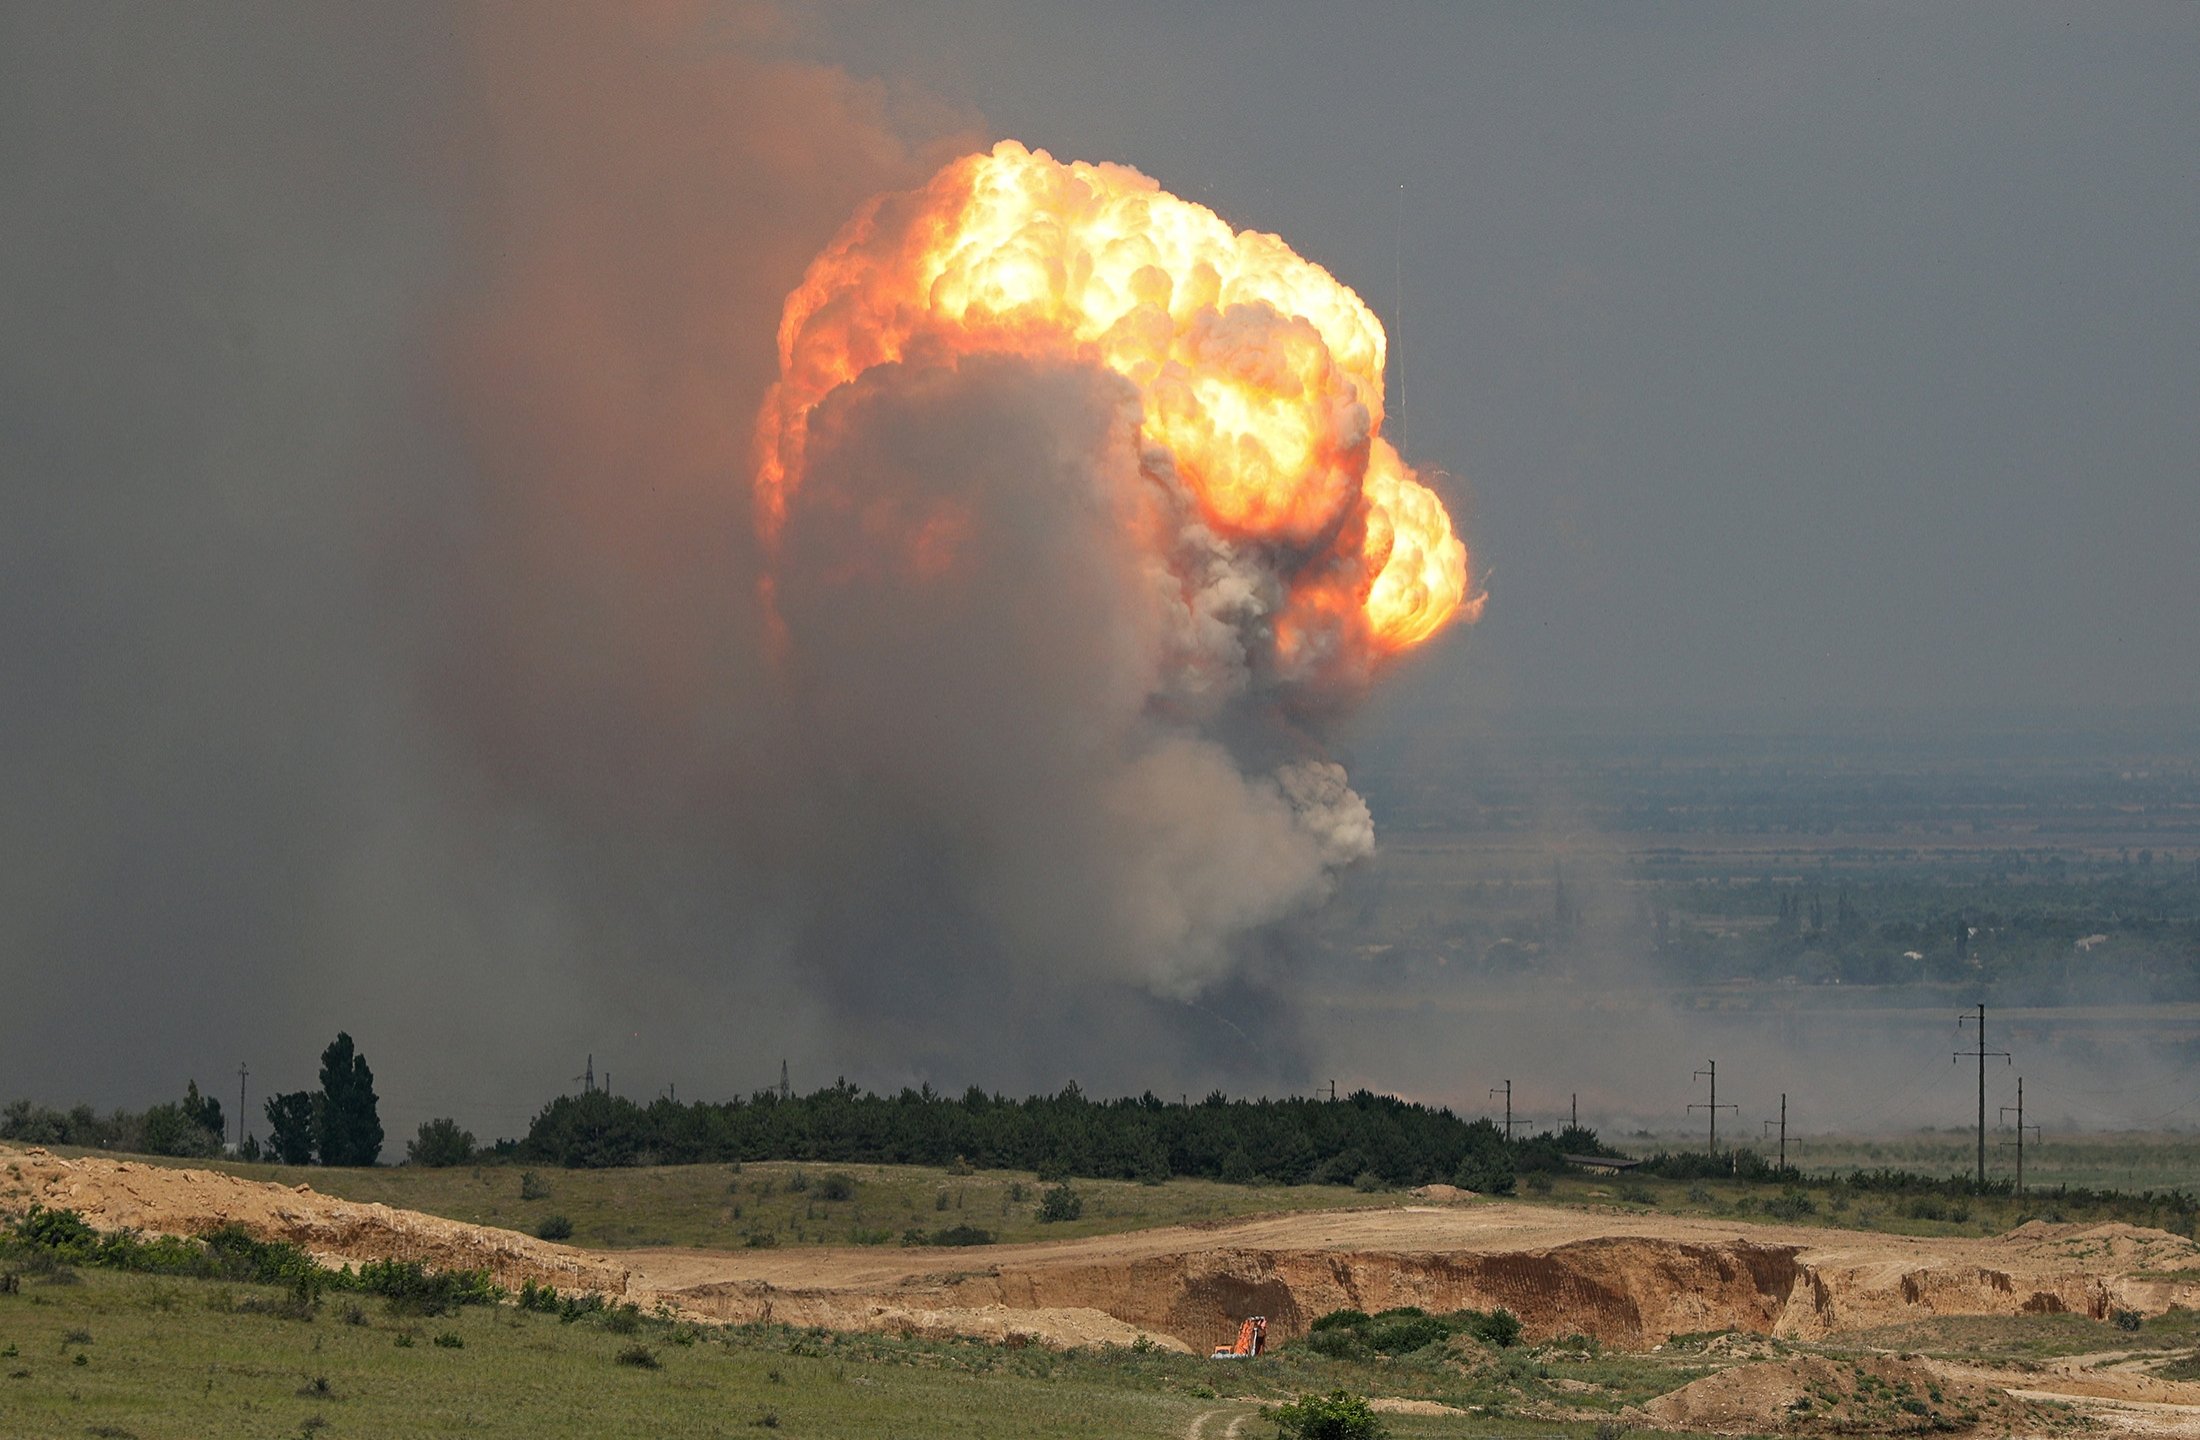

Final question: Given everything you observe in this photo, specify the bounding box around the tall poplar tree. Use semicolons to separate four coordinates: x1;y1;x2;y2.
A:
313;1032;383;1167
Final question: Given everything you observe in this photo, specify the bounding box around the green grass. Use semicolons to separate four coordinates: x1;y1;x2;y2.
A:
37;1152;1402;1251
0;1264;1745;1440
1515;1163;2200;1243
33;1139;2200;1258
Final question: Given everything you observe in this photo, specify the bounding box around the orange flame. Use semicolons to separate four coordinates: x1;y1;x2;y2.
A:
757;141;1473;658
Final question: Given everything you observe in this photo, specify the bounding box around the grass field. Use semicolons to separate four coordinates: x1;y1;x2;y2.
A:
0;1264;1736;1440
36;1139;2200;1259
53;1153;1399;1251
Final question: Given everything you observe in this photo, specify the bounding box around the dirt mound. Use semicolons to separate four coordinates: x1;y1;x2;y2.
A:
1646;1354;2063;1435
0;1147;630;1298
1407;1184;1475;1203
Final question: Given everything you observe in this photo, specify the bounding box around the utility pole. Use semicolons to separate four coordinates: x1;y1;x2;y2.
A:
1329;1079;1337;1103
1490;1080;1516;1140
779;1059;790;1102
1690;1061;1737;1154
576;1054;594;1095
1955;1004;2010;1189
1571;1093;1578;1130
1759;1094;1788;1172
2000;1077;2041;1196
236;1063;249;1154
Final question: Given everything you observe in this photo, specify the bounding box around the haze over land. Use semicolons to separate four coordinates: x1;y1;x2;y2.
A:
2;4;2195;1147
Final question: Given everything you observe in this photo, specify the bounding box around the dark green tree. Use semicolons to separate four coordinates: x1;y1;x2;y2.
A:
407;1117;476;1168
264;1091;317;1165
314;1032;383;1167
181;1079;224;1145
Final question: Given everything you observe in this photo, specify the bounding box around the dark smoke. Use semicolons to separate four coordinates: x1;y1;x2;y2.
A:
0;4;1352;1144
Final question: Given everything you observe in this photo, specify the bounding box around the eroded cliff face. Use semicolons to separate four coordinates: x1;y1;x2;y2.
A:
662;1228;2196;1352
10;1147;2196;1356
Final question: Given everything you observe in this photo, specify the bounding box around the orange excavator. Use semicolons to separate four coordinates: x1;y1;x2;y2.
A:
1209;1315;1267;1359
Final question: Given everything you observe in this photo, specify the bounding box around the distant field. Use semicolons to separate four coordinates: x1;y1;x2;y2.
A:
46;1152;1395;1250
1620;1128;2200;1193
37;1130;2200;1264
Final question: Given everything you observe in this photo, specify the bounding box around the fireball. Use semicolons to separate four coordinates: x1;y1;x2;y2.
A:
756;140;1474;663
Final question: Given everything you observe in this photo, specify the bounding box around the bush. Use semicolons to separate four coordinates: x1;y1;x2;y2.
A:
1299;1305;1520;1358
902;1224;995;1247
408;1118;477;1168
818;1173;856;1202
534;1215;574;1242
517;1279;561;1313
615;1343;660;1369
1270;1389;1388;1440
1765;1189;1816;1222
519;1171;551;1201
352;1259;500;1315
1037;1183;1083;1223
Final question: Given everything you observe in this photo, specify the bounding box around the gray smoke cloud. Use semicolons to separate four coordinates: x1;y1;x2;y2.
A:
0;3;1371;1143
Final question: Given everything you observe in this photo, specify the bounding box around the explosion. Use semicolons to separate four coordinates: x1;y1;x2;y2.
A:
745;141;1481;1003
756;141;1474;665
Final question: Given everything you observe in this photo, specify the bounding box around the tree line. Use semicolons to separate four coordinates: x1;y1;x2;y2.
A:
502;1080;1618;1191
2;1032;384;1168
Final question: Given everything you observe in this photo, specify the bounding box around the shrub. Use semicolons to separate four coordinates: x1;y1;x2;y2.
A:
1765;1190;1816;1222
1269;1389;1388;1440
1037;1183;1083;1223
1299;1305;1520;1357
535;1215;575;1242
407;1118;476;1168
1464;1308;1523;1348
902;1224;995;1247
818;1173;856;1201
615;1343;660;1369
518;1171;551;1202
353;1259;500;1315
432;1331;463;1348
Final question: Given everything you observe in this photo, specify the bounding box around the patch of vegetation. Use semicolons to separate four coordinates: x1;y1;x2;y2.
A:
1302;1305;1521;1358
1268;1388;1387;1439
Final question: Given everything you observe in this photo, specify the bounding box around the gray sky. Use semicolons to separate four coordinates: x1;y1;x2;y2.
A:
2;3;2195;1144
805;0;2200;719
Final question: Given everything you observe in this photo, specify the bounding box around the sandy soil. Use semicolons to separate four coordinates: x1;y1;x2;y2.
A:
8;1144;2200;1434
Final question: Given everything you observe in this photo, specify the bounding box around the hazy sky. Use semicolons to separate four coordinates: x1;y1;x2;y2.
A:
802;0;2199;719
2;3;2194;1143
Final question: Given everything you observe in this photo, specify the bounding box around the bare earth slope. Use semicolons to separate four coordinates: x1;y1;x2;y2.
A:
7;1145;2198;1359
0;1146;632;1298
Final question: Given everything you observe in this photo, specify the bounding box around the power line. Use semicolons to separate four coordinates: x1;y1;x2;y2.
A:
1690;1061;1738;1154
1955;1004;2011;1189
2000;1077;2041;1196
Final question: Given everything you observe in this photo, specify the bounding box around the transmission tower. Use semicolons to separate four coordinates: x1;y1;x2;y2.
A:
1759;1093;1788;1172
2000;1077;2041;1195
1690;1061;1737;1154
1490;1079;1530;1140
1955;1005;2010;1188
